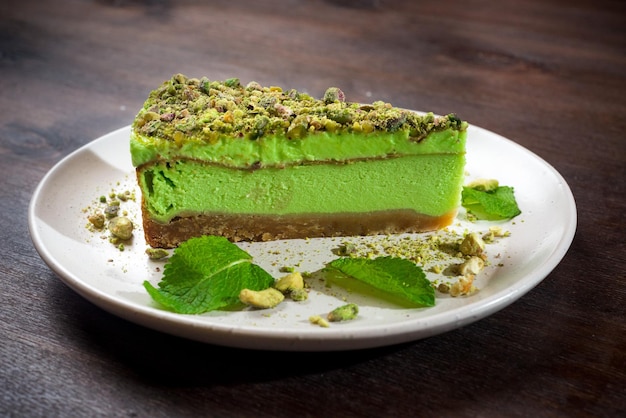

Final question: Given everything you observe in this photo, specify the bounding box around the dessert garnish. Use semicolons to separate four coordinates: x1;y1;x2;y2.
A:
462;179;521;220
324;257;435;308
143;236;438;314
143;236;274;314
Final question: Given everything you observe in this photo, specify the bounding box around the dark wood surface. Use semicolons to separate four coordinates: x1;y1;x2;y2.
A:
2;0;625;416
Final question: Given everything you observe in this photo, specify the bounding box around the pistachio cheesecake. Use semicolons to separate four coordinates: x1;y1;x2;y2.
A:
131;74;467;248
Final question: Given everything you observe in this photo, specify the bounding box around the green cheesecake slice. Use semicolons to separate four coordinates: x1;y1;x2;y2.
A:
131;74;467;248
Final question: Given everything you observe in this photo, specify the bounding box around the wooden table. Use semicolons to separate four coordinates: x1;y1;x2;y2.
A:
2;0;624;416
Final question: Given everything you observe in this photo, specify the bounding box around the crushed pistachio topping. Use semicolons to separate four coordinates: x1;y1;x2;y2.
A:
133;73;467;144
84;188;137;251
336;227;510;298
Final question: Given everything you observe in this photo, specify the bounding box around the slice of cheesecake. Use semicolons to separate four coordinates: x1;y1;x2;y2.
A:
131;74;467;248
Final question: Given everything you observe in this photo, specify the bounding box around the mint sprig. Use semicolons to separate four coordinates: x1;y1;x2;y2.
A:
144;236;274;314
462;182;521;220
325;257;435;307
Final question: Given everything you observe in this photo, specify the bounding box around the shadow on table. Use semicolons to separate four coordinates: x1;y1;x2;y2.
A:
48;275;410;386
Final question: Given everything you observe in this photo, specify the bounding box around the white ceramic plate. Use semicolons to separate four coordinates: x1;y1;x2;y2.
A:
29;124;576;351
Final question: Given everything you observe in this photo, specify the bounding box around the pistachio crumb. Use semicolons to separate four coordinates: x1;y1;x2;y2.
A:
457;256;485;276
104;204;120;218
449;276;476;297
274;271;304;294
239;288;284;309
290;288;309;301
459;232;485;257
87;213;105;229
309;315;330;328
327;303;359;322
108;216;134;240
146;248;169;260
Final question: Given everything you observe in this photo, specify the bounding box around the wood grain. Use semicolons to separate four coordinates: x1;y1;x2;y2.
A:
1;0;625;416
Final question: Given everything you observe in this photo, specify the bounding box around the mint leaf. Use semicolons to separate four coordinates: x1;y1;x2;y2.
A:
144;236;274;314
325;257;435;307
462;185;521;220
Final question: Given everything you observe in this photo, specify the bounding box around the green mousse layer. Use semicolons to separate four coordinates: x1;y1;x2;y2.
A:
131;128;465;169
138;153;466;223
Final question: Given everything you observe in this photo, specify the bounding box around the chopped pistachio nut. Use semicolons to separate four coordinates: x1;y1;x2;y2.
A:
327;303;359;322
239;287;284;309
457;256;485;276
289;288;309;301
483;226;510;243
104;203;120;218
117;191;131;201
323;87;345;104
449;276;476;297
145;248;169;260
108;216;134;240
459;232;485;257
274;271;304;293
490;226;510;237
309;315;330;328
482;231;495;243
430;265;443;274
87;213;106;229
